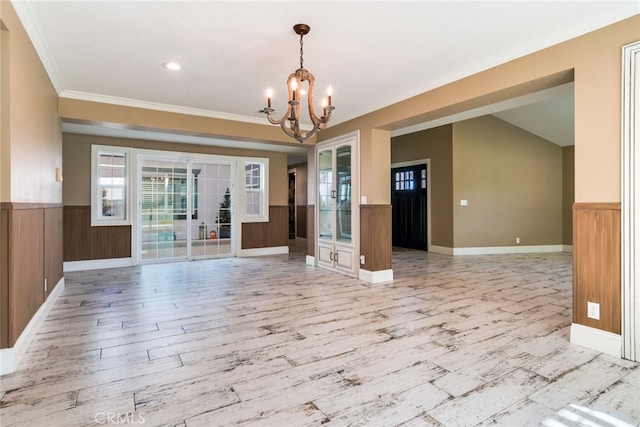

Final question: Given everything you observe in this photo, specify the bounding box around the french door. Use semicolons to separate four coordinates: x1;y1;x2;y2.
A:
138;157;234;262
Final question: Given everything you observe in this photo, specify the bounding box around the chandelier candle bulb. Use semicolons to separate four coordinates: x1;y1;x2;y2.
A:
266;88;273;108
327;86;333;105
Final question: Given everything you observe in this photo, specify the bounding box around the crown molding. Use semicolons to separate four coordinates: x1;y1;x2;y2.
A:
59;90;268;125
12;1;64;94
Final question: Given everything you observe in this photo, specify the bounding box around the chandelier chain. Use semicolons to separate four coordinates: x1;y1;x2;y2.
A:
299;33;304;69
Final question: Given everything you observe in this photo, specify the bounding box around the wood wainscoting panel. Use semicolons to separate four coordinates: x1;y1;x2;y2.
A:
1;208;9;348
0;203;64;349
44;207;64;299
573;202;621;334
360;205;392;272
63;206;131;261
296;205;307;239
9;208;45;346
307;206;315;257
241;206;288;249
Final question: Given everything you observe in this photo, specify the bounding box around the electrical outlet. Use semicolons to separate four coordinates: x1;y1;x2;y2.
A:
360;255;365;265
516;237;520;244
587;301;600;320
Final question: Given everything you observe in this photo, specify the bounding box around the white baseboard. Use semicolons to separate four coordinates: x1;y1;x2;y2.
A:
563;245;573;253
359;269;394;283
453;245;565;256
238;246;289;257
0;277;65;376
64;257;133;272
306;255;315;266
570;323;621;358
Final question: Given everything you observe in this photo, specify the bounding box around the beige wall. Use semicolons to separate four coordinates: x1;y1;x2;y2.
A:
391;125;454;247
63;133;288;207
452;116;563;247
1;21;8;201
562;146;575;246
0;2;61;203
320;16;640;207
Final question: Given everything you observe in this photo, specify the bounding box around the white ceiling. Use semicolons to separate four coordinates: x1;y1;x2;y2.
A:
13;0;639;159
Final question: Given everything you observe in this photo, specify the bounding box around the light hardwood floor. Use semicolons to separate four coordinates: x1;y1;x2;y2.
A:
1;241;638;426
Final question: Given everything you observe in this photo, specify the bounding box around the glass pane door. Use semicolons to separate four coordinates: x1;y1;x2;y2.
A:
140;159;190;261
336;145;352;242
318;149;334;240
190;161;232;258
139;158;234;262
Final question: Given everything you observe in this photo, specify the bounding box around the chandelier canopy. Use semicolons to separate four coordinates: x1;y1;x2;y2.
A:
260;24;334;143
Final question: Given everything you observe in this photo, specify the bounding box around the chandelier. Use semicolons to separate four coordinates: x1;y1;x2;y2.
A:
260;24;334;143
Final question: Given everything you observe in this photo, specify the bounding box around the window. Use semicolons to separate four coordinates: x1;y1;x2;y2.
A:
91;145;130;226
395;170;415;191
241;158;269;222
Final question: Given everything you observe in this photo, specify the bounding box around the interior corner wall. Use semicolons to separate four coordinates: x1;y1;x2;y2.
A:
391;124;454;248
563;146;575;246
452;115;563;248
1;1;63;350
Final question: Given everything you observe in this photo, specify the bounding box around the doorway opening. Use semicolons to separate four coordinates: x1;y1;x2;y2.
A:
391;159;431;251
288;169;296;240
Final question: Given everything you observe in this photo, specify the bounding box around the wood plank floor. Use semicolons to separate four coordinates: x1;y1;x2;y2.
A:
1;241;639;426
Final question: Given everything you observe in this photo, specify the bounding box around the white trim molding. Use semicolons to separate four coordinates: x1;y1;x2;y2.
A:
0;278;65;375
621;40;640;362
238;246;288;257
64;257;134;272
359;269;394;284
452;245;564;256
570;323;621;358
429;245;565;256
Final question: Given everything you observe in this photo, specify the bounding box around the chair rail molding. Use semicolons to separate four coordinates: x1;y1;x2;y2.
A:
621;40;640;362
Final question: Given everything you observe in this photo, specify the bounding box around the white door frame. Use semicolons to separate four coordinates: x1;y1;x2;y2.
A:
134;150;237;264
621;40;640;362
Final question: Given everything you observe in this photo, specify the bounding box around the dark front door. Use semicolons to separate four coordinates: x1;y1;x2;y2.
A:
391;164;427;250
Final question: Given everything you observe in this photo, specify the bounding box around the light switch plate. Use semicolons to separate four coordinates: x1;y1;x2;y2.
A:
460;199;468;206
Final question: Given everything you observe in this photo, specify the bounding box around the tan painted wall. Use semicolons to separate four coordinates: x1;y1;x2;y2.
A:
0;3;61;203
1;20;8;202
563;146;575;246
391;125;454;247
452;116;562;247
320;16;640;207
63;133;288;206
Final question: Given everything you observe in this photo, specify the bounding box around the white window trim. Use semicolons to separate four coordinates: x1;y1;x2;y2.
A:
91;145;131;226
239;157;269;223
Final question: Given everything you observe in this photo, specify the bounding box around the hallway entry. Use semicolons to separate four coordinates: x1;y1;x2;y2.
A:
391;163;428;250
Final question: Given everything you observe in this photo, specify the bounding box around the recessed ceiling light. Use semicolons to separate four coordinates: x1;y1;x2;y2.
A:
163;62;181;71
